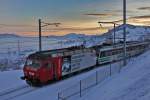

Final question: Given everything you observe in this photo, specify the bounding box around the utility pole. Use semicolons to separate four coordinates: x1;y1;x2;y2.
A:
113;24;116;45
123;0;127;66
38;19;61;52
17;40;20;55
39;19;42;52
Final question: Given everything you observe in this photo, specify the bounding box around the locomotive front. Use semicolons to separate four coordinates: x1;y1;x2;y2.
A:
21;52;62;86
21;57;41;85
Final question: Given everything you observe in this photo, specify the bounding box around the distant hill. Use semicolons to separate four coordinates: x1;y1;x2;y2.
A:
0;33;89;40
47;33;87;40
0;33;21;38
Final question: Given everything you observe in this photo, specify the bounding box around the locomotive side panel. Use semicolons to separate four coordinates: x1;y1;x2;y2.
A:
62;56;71;75
71;51;96;71
62;50;97;76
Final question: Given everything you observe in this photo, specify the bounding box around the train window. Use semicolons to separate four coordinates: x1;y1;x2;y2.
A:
130;47;133;51
127;47;130;51
100;50;112;57
100;51;105;57
47;63;51;68
112;49;121;55
112;51;116;55
26;59;40;68
118;49;122;54
107;51;112;56
44;62;51;68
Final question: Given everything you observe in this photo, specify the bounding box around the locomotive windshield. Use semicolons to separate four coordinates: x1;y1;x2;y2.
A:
25;59;40;68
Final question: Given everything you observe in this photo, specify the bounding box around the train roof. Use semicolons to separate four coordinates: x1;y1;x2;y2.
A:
28;41;149;59
28;45;91;59
100;41;149;52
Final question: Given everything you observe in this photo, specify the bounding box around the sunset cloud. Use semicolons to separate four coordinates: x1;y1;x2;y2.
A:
137;7;150;10
95;15;150;26
104;10;136;14
130;15;150;19
127;15;150;25
0;24;36;28
84;13;114;17
47;26;108;31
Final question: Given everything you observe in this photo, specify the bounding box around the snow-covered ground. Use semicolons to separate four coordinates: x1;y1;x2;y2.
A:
0;70;26;90
0;49;149;100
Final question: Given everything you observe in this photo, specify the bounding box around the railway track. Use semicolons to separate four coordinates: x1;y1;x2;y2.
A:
0;85;38;100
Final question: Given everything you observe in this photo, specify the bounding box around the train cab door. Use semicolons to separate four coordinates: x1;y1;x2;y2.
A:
46;62;53;80
52;62;57;80
40;60;53;83
52;57;62;80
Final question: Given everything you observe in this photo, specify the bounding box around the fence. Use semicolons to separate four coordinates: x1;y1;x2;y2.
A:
58;61;124;100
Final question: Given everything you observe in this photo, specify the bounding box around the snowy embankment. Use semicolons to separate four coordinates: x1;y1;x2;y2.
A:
0;70;26;90
77;49;150;100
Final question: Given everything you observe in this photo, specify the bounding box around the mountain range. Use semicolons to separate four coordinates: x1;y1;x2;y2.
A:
0;24;150;42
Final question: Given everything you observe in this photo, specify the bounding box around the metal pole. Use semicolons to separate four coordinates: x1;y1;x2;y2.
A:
123;0;127;66
17;40;20;55
113;23;116;46
96;71;98;85
39;19;42;52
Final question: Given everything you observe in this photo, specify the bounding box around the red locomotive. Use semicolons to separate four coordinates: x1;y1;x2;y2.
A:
21;42;149;86
21;46;97;85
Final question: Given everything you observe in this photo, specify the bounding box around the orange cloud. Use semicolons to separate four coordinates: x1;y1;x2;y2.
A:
130;15;150;19
0;24;36;28
127;15;150;25
84;13;114;17
46;27;105;31
138;7;150;10
103;15;150;26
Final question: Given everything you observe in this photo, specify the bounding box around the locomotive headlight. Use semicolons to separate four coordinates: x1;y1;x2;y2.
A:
29;72;35;76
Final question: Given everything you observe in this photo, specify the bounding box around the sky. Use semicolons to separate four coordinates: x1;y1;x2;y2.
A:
0;0;150;36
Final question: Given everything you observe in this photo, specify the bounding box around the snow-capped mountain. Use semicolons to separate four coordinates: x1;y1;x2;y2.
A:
105;24;150;42
63;33;86;39
46;33;87;40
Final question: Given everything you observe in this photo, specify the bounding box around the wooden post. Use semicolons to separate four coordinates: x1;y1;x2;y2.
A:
96;71;98;85
110;63;112;76
58;92;60;100
80;80;82;97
